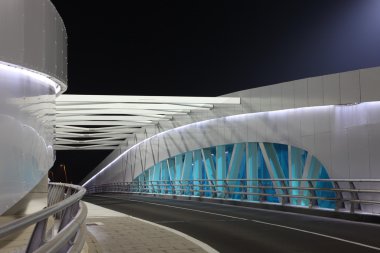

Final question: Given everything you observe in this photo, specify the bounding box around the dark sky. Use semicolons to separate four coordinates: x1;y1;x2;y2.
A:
49;0;380;184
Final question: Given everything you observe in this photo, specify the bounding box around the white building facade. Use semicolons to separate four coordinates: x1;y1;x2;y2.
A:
0;0;67;214
83;66;380;214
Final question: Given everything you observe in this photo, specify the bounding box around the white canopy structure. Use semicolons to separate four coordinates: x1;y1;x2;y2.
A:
55;95;240;150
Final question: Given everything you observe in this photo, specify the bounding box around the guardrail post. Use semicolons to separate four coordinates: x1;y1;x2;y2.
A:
170;181;175;194
333;181;345;211
149;181;154;193
200;180;204;197
349;182;361;213
258;180;266;202
58;201;80;253
223;180;228;199
155;181;159;194
176;181;181;195
240;180;246;200
26;218;48;253
210;180;217;198
59;203;75;232
279;180;290;205
307;180;318;208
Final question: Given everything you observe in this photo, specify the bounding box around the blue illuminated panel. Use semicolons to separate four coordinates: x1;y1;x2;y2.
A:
135;142;336;209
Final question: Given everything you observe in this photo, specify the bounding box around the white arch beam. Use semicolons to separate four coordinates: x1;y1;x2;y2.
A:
54;95;240;150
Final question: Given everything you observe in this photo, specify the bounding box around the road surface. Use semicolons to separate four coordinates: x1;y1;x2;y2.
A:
84;194;380;253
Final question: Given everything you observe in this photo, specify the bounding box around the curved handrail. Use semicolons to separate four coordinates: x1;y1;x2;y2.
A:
0;182;87;253
33;202;88;253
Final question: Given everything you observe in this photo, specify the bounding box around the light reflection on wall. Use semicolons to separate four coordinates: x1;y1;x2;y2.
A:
84;101;380;187
0;63;57;214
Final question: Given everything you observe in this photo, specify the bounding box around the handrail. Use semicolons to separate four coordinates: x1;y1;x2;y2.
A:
0;182;87;253
33;203;88;253
108;178;380;182
86;179;380;215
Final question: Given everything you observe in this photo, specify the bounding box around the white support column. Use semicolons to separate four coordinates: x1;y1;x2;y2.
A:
259;142;288;203
181;152;193;195
227;143;245;198
193;150;203;196
202;148;217;194
246;143;259;201
174;154;183;194
216;145;227;197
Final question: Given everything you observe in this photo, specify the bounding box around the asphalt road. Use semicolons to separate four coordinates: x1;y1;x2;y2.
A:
84;194;380;253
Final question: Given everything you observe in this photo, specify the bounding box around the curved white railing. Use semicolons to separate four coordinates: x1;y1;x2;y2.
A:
86;179;380;215
0;183;87;253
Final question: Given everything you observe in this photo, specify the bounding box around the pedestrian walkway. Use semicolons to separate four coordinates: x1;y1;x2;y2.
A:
0;216;35;253
0;200;216;253
0;197;49;253
84;201;217;253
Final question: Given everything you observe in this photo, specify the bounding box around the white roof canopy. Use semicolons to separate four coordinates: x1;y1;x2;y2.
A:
54;95;240;150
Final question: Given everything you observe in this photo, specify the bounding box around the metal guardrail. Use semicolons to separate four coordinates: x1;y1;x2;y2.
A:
86;179;380;215
0;183;87;253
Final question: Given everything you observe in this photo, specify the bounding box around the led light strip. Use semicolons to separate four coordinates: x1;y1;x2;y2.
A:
0;61;66;94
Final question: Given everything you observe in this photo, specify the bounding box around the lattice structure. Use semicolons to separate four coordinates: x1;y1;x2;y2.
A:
55;95;240;150
134;142;335;209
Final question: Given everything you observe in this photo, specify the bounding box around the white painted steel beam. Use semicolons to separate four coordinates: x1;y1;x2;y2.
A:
57;94;240;104
56;109;187;116
55;132;134;138
56;140;124;145
56;125;138;132
56;121;154;126
54;145;118;150
56;115;170;122
57;103;211;110
54;95;240;150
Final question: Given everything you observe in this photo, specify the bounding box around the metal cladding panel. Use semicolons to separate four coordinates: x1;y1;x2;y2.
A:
0;0;67;87
24;0;45;69
0;0;24;62
322;74;340;105
44;1;58;78
62;26;68;81
0;66;56;214
56;17;64;79
340;70;360;104
360;67;380;102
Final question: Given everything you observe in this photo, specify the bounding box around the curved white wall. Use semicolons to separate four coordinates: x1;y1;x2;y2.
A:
0;0;67;214
83;66;380;189
0;0;67;92
87;102;380;186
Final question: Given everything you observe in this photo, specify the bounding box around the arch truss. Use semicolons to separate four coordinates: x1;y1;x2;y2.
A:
134;142;336;209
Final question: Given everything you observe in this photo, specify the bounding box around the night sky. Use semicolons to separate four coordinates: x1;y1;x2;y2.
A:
49;0;380;184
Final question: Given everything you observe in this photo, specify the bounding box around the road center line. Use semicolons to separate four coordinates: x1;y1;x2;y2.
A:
94;195;380;251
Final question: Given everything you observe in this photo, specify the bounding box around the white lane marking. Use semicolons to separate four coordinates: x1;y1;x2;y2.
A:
248;219;380;251
95;195;380;251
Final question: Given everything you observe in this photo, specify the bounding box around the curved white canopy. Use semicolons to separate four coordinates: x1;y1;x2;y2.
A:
54;95;240;150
